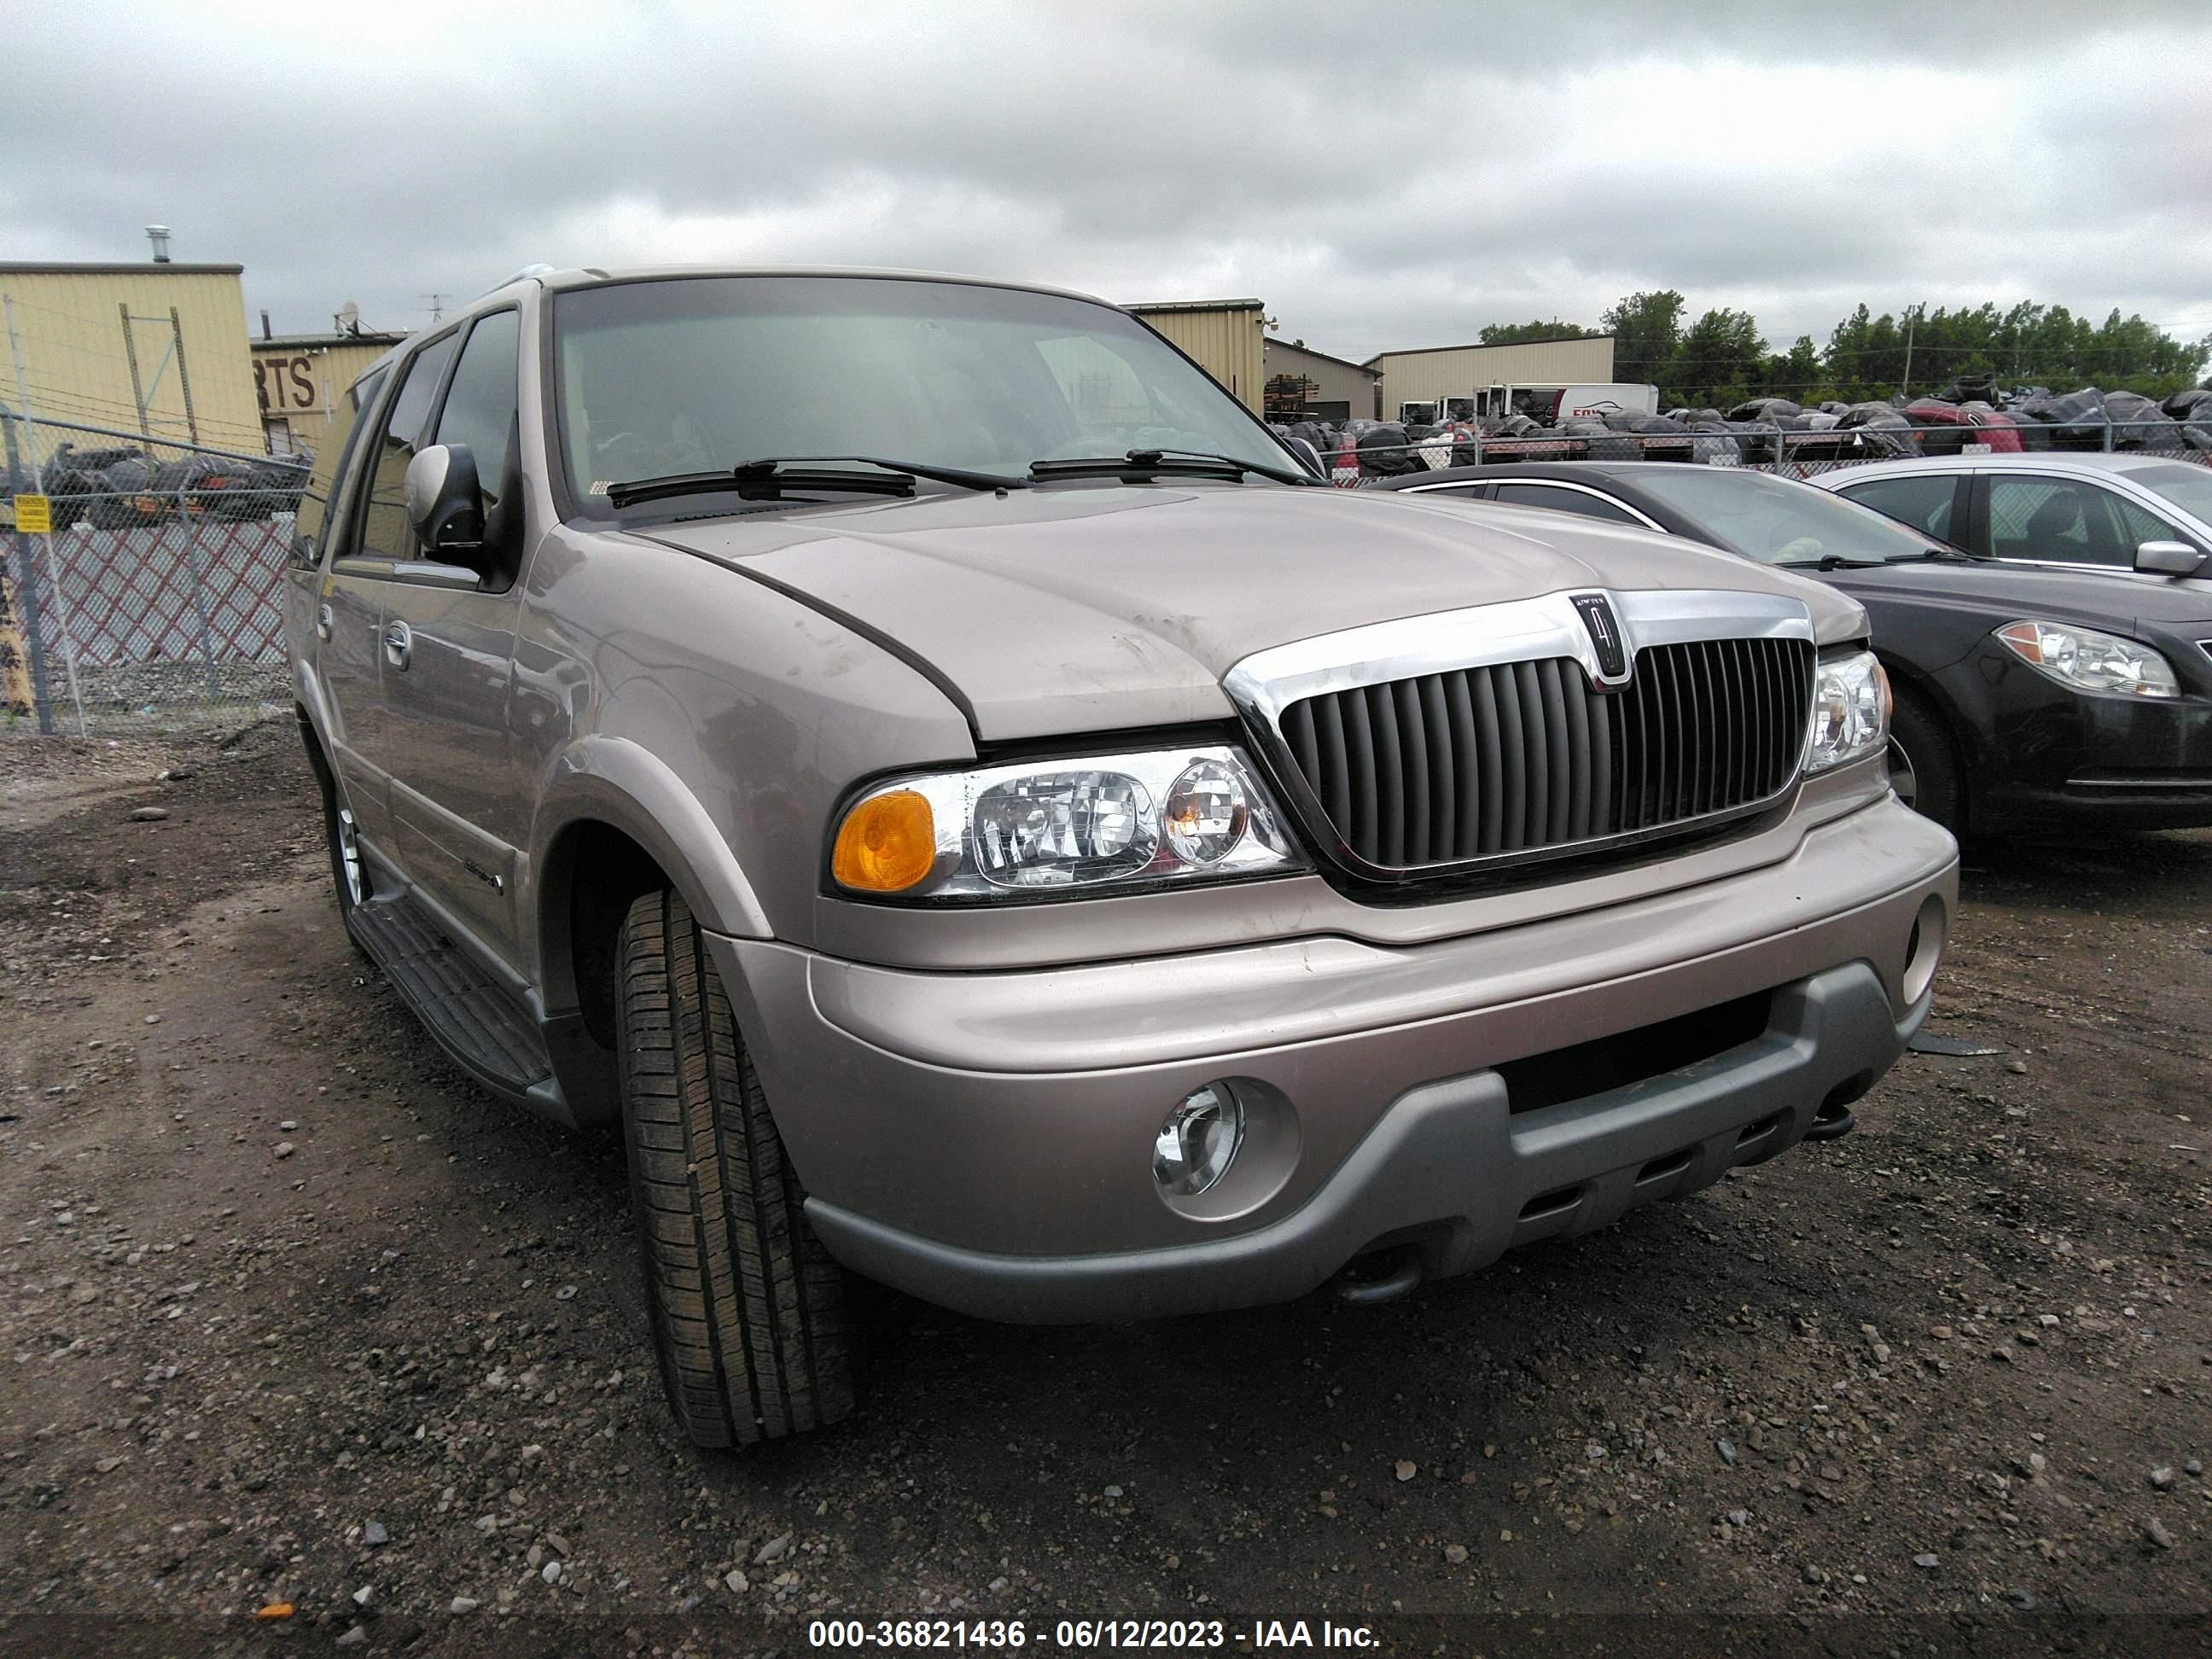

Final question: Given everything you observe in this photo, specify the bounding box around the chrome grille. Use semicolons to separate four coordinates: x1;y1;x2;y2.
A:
1278;637;1814;871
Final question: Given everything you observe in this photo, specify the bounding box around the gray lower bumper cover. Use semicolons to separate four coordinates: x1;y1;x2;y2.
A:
805;960;1923;1324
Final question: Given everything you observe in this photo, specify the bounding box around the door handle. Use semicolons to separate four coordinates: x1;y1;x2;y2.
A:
383;620;412;672
315;603;333;642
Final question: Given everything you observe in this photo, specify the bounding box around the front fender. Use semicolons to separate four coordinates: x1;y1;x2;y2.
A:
530;735;772;1010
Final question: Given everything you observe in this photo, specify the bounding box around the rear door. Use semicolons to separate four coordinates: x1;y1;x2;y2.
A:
323;329;461;879
301;363;397;848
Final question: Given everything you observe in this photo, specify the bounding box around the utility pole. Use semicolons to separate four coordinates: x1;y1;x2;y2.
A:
1901;307;1918;399
3;293;54;731
168;306;199;447
7;292;86;734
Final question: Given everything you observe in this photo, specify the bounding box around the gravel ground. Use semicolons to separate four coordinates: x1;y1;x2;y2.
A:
2;725;2208;1657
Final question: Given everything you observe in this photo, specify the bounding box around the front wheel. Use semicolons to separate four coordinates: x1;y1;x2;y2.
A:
616;888;857;1448
1887;687;1963;833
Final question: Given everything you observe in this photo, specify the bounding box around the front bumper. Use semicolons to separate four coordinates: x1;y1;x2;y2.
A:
713;796;1957;1324
1965;660;2212;833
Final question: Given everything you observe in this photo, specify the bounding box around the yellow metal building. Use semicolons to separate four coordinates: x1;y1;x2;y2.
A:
0;261;263;455
252;329;408;457
1263;339;1382;422
1365;335;1617;419
1124;298;1267;414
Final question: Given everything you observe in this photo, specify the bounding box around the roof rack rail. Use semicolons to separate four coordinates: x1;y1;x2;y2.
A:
474;264;556;300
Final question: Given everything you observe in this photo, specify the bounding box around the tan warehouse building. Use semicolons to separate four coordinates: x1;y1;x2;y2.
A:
1262;339;1382;422
1125;298;1266;414
252;326;408;457
0;260;263;457
1366;335;1616;420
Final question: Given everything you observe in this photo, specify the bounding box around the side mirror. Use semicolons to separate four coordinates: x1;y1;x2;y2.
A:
2135;539;2208;578
1282;435;1324;477
403;443;485;555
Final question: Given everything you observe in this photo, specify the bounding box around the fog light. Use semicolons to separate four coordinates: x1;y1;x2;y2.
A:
1154;1082;1246;1196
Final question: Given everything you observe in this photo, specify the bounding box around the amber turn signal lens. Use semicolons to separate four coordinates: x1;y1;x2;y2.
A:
832;789;936;893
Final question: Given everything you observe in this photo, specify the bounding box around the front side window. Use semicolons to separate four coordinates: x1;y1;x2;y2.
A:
550;276;1290;514
1493;481;1643;525
1983;475;2132;567
1837;473;1959;542
431;311;521;513
351;332;459;560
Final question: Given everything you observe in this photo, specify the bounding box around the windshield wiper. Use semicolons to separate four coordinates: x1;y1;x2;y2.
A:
1883;546;1976;563
604;455;1026;510
1028;447;1317;486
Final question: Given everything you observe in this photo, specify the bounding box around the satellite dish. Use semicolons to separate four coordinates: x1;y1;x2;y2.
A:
336;300;359;335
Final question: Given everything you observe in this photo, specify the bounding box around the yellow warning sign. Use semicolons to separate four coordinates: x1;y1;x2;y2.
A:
11;493;51;534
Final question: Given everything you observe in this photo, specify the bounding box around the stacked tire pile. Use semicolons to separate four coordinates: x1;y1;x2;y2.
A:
7;444;312;532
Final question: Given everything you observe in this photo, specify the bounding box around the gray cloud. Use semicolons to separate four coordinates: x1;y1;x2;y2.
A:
4;1;2209;368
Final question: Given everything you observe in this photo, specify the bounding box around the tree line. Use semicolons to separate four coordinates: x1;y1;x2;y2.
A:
1476;295;2210;410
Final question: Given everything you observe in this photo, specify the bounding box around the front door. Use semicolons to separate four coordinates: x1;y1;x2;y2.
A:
363;309;530;958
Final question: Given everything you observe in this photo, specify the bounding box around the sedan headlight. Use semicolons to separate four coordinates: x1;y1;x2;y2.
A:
830;745;1307;900
1995;620;2179;700
1805;649;1890;774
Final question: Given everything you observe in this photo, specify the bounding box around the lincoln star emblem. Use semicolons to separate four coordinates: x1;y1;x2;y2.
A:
1570;594;1628;681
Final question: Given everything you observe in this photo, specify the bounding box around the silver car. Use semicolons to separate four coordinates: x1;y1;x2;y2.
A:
284;267;1956;1447
1817;451;2212;583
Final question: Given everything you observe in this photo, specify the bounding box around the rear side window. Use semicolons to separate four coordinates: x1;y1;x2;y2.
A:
432;311;521;512
291;364;387;569
1837;474;1957;542
1493;481;1642;525
348;332;460;561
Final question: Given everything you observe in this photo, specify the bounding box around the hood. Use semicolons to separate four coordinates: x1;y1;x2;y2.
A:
641;483;1868;739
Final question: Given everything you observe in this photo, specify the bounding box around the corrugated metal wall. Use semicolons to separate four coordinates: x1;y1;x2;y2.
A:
1370;336;1617;413
1263;341;1382;419
0;265;263;451
1128;302;1266;414
251;336;403;456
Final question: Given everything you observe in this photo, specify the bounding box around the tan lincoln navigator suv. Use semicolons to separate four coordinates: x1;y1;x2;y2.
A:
284;267;1958;1448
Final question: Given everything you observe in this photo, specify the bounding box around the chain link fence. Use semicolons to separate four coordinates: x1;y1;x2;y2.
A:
7;393;2209;736
1311;414;2212;487
3;410;306;736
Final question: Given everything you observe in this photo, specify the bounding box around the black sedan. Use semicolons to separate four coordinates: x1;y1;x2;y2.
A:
1373;462;2212;835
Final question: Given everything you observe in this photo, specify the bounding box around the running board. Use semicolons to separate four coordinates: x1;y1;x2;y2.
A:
349;894;556;1107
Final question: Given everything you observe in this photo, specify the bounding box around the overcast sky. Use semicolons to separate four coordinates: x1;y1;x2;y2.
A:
7;2;2209;362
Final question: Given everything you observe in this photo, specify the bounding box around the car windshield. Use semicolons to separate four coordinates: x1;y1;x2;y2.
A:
2126;463;2212;528
1628;466;1942;564
551;275;1293;511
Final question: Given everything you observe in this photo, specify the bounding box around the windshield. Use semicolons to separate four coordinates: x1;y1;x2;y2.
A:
1630;466;1944;564
2127;463;2212;529
552;276;1293;511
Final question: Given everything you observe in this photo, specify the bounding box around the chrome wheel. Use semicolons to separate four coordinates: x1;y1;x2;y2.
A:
1885;736;1918;812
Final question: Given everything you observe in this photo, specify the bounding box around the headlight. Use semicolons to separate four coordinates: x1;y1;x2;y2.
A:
1805;649;1890;774
1995;620;2179;700
830;745;1307;900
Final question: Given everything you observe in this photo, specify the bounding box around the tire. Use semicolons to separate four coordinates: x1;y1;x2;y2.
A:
1886;685;1963;832
616;888;856;1448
